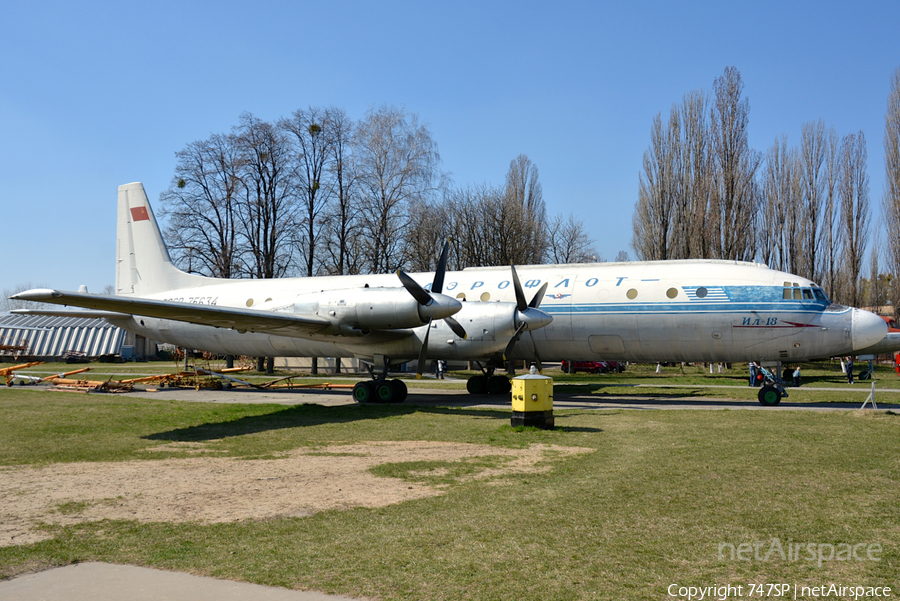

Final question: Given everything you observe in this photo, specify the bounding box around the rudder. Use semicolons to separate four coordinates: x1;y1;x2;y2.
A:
115;182;210;295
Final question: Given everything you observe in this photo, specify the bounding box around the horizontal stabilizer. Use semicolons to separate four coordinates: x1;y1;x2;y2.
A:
11;308;132;319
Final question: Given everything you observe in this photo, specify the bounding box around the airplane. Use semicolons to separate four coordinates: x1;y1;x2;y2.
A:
11;182;888;406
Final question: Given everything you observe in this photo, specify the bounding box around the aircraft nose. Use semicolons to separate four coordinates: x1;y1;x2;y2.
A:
851;308;888;351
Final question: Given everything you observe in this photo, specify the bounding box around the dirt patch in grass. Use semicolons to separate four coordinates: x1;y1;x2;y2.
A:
0;442;588;547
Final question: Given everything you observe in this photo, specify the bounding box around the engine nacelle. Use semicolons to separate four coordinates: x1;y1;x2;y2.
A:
293;288;434;332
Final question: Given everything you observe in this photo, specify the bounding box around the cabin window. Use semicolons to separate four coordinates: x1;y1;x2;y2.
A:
480;292;491;301
889;320;900;330
456;293;466;300
626;288;638;300
666;287;678;299
695;287;708;298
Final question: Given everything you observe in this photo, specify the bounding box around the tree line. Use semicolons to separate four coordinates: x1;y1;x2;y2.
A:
632;66;900;312
160;106;598;282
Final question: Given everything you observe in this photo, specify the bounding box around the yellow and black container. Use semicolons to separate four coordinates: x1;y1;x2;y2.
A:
511;373;554;429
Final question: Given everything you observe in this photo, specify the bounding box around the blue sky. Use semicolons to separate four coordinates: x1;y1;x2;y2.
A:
2;0;898;295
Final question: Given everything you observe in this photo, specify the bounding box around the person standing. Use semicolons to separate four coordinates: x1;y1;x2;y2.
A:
846;357;854;384
749;361;758;387
793;365;801;387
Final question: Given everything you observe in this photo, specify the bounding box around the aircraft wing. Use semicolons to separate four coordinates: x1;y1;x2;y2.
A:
10;289;332;337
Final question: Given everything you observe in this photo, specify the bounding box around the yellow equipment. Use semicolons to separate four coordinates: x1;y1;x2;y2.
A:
510;373;554;429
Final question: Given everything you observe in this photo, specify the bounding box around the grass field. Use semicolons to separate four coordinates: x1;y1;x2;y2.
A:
0;369;898;599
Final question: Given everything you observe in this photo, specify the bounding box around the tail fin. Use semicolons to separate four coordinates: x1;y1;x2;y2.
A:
115;182;212;295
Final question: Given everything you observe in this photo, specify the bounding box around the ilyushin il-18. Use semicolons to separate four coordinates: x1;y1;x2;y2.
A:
13;183;887;406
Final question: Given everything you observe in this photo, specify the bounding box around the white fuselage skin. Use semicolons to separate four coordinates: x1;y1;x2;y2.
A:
107;260;886;365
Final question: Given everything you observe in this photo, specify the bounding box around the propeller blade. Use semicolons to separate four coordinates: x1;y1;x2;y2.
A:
416;318;433;378
502;322;527;361
432;240;450;294
396;269;432;306
444;316;467;339
528;331;543;373
529;282;549;308
510;265;528;311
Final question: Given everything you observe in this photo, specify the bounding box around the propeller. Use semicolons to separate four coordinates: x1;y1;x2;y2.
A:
502;265;552;371
396;240;468;377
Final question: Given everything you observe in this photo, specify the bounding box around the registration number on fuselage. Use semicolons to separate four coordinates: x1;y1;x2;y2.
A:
164;296;219;305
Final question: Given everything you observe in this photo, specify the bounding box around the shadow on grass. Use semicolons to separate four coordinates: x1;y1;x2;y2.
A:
142;403;533;442
143;403;420;441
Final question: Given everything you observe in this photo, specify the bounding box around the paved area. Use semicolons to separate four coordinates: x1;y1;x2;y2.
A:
121;380;899;412
0;562;363;601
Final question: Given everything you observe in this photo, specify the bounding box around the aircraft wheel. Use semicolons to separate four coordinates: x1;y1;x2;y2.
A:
374;381;396;403
390;379;408;402
859;370;872;381
757;385;782;406
466;375;488;394
353;381;375;403
488;375;511;394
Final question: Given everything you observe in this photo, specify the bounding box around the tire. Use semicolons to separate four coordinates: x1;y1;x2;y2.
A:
488;375;511;394
466;375;488;394
757;385;782;406
390;379;408;402
353;381;375;403
859;370;872;381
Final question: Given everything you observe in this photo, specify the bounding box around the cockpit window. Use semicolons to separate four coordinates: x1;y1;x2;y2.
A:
890;320;900;330
784;284;829;303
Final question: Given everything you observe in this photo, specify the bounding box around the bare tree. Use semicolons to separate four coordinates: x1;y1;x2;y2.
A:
442;184;499;269
159;133;244;278
797;120;830;283
280;107;339;277
680;91;713;259
837;131;870;308
320;109;362;275
406;199;452;272
354;105;443;273
759;136;795;271
632;111;679;260
884;67;900;317
546;213;597;263
234;113;298;279
499;155;548;264
632;90;715;261
709;66;761;261
821;127;841;298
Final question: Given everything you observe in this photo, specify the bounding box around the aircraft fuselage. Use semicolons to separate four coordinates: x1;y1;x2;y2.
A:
108;259;880;365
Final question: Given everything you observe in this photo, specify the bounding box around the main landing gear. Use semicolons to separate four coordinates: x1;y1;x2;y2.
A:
352;359;408;403
465;364;512;395
352;378;408;403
